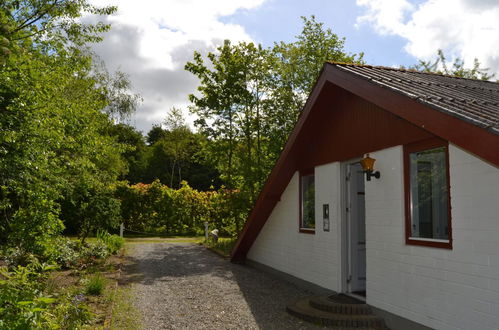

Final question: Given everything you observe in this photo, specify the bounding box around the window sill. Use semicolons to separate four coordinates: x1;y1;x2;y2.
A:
299;228;315;234
407;237;452;249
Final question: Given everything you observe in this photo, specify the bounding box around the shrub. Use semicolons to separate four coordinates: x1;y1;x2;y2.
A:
52;293;92;329
115;180;250;237
82;241;109;260
42;237;80;268
1;247;40;267
0;263;56;328
97;230;124;254
85;273;105;295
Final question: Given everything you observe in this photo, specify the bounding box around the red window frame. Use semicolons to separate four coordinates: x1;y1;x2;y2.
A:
299;169;315;234
403;138;452;249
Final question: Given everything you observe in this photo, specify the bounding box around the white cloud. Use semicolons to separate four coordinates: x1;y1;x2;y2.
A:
356;0;499;76
87;0;265;132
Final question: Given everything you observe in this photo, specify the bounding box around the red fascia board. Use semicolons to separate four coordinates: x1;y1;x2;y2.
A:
324;64;499;167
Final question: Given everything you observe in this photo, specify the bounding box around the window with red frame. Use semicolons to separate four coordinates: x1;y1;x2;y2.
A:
300;170;315;232
404;138;452;248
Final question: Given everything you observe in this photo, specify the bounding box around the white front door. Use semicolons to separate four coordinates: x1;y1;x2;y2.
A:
346;162;366;295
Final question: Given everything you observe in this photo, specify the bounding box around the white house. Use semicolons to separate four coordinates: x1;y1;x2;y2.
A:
231;63;499;330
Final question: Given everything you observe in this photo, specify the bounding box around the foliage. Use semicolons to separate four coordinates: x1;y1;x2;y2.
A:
146;124;168;145
0;263;57;329
2;236;119;270
204;237;237;257
115;181;246;236
411;49;494;80
52;293;92;329
185;16;364;207
62;181;122;243
108;286;142;330
0;234;123;328
85;273;105;295
132;117;223;191
0;0;133;255
42;237;81;269
97;230;124;255
107;123;148;183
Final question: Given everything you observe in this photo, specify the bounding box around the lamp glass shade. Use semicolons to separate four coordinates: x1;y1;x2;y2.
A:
360;154;376;172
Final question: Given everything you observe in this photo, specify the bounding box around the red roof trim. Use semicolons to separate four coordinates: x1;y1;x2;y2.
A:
324;64;499;166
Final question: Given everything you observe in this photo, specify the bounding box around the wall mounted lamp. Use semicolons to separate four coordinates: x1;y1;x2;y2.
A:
360;154;380;181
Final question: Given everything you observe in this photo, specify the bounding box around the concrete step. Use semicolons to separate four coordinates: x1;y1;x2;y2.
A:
287;297;387;329
309;295;373;315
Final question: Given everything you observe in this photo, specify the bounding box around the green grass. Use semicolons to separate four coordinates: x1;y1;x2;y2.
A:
124;236;203;244
85;273;106;295
107;286;142;330
205;237;237;256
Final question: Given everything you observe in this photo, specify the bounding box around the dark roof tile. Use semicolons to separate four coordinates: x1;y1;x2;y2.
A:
331;63;499;135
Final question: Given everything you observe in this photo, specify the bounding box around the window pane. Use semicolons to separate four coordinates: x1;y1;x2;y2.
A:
301;174;315;229
409;147;448;240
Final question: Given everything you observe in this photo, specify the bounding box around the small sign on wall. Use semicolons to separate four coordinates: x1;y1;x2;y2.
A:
323;204;330;232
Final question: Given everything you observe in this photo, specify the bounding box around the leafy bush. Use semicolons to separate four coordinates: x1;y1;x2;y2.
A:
52;293;92;329
115;180;250;237
85;273;105;295
82;241;109;260
37;236;117;269
1;247;40;267
0;263;57;329
42;237;80;269
97;230;125;254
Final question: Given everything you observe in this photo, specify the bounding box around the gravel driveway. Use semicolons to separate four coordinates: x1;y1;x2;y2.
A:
126;242;323;329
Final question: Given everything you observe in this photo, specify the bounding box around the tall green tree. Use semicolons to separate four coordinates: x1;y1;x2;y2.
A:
0;1;132;251
186;41;272;197
106;123;147;183
146;124;168;145
139;118;222;191
185;16;364;204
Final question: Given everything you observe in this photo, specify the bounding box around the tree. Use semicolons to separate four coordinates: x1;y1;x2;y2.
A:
186;41;272;196
0;0;132;252
146;124;168;145
185;16;364;205
411;49;494;80
106;123;147;183
163;107;191;188
139;121;222;191
93;61;143;123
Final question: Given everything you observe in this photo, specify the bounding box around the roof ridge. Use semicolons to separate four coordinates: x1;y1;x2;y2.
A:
328;61;499;85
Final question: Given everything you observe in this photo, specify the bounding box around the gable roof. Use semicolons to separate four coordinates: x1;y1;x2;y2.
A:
231;63;499;262
334;64;499;135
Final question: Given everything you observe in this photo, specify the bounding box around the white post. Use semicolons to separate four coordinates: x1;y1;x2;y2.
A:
204;222;209;241
120;223;124;238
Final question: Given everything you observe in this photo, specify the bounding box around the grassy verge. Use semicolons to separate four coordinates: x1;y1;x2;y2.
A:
124;236;203;244
204;237;237;257
69;235;204;244
1;236;142;329
106;285;142;330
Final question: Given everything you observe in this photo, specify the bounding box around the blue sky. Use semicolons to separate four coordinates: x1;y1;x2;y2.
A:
88;0;499;133
220;0;416;67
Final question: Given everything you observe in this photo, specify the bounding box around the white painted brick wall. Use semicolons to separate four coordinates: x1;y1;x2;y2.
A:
366;145;499;330
247;162;342;291
247;143;499;329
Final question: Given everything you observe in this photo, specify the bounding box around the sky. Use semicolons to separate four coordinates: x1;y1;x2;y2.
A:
87;0;499;134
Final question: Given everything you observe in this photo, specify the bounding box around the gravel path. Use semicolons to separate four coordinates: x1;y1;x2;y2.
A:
127;242;324;329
